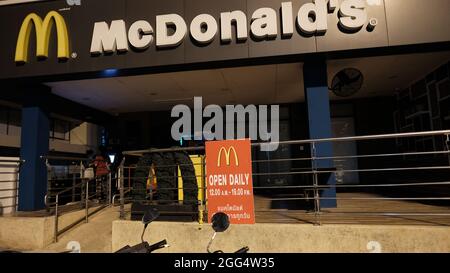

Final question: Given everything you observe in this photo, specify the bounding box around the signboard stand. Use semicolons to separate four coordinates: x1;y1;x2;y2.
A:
205;139;255;225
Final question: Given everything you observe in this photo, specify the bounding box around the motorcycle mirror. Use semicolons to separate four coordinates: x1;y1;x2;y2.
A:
142;208;160;226
211;212;230;233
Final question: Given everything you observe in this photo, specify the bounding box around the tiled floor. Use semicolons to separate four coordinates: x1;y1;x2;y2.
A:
254;192;450;226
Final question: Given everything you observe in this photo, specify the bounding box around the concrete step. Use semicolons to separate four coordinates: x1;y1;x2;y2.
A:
40;206;123;253
0;204;122;251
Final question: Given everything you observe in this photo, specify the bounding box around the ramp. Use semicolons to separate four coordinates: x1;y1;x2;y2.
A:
41;206;121;253
0;205;119;252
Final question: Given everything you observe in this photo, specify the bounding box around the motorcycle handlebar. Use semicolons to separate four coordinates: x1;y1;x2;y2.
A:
148;239;168;253
212;246;250;254
235;246;250;253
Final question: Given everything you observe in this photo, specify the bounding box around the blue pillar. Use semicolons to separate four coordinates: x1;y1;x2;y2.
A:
303;60;337;208
18;91;49;211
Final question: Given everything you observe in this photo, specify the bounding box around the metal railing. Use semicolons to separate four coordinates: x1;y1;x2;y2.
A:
0;155;113;240
117;130;450;226
116;155;207;222
43;155;111;242
47;178;110;242
112;187;132;207
44;156;86;209
0;159;22;215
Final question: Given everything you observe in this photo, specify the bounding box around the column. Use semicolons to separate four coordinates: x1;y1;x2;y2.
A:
18;88;50;211
303;60;337;208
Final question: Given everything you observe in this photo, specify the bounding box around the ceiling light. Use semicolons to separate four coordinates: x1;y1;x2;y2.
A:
102;69;119;77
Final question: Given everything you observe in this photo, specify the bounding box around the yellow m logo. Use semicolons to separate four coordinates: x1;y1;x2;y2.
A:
217;146;239;167
15;11;70;63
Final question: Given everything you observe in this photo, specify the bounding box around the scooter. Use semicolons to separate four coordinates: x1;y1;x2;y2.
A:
115;208;169;253
207;212;249;254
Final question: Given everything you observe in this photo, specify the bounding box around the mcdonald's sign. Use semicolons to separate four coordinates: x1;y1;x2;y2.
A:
206;139;255;224
217;146;239;167
15;11;70;63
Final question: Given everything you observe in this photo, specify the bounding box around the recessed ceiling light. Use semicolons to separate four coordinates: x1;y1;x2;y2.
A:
103;69;118;77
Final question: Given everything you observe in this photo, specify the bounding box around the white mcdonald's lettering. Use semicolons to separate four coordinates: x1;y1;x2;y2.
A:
90;0;372;54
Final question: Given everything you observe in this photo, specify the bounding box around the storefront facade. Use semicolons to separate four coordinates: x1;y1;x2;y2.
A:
0;0;449;211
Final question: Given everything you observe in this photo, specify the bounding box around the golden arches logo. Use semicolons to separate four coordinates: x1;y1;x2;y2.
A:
15;11;70;63
217;146;239;167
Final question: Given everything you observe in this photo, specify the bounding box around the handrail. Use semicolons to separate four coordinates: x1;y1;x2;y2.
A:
254;181;450;189
45;180;87;207
56;204;109;238
0;159;23;163
112;188;133;206
251;150;450;163
0;188;19;192
53;178;90;243
41;155;89;161
123;130;450;156
0;159;20;214
54;180;87;197
117;129;450;226
258;129;450;146
124;146;205;156
252;166;450;176
49;164;111;242
0;195;18;200
0;180;20;183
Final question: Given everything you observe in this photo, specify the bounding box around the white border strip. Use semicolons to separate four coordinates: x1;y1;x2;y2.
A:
0;0;49;6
